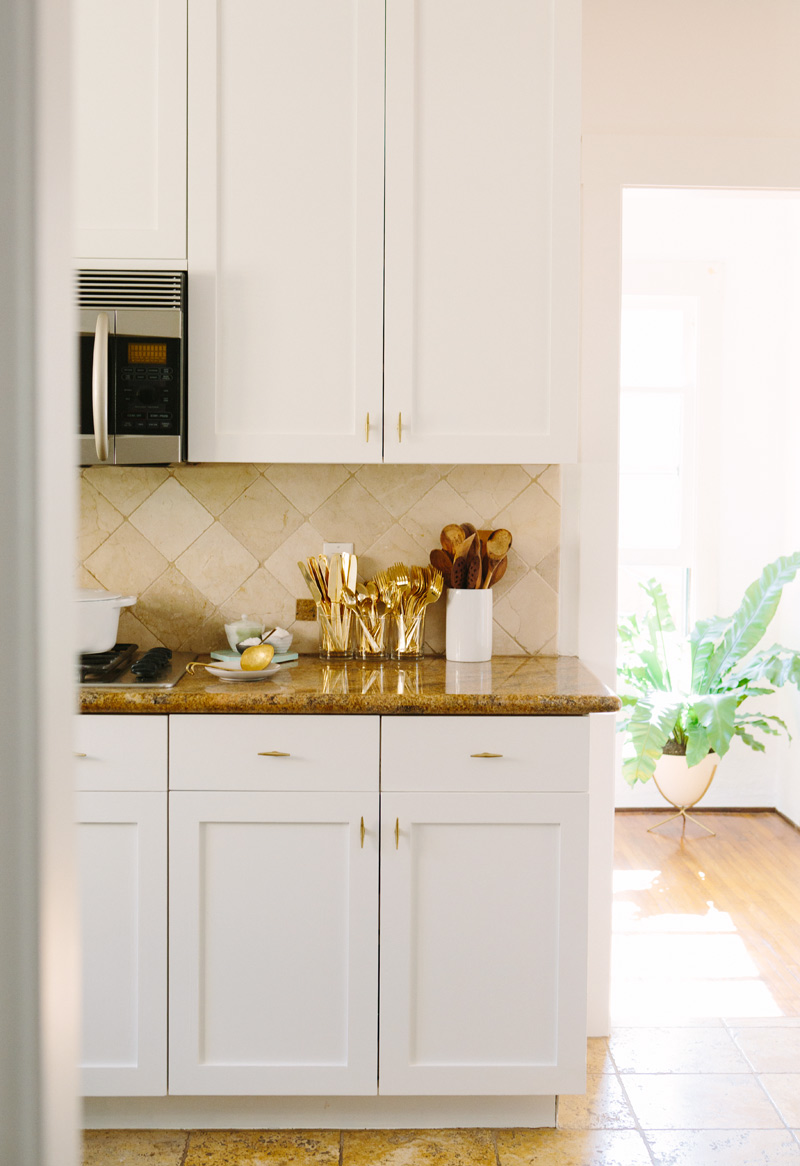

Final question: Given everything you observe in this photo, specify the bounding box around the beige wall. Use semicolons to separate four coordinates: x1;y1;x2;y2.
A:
583;0;800;137
78;463;560;656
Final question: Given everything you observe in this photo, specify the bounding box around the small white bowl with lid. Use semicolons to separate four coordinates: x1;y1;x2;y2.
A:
77;589;137;653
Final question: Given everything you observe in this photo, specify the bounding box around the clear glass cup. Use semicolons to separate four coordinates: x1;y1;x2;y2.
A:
317;601;353;659
391;608;427;660
354;611;388;659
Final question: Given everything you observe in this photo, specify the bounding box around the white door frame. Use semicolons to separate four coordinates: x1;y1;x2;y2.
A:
560;133;800;1038
0;1;79;1162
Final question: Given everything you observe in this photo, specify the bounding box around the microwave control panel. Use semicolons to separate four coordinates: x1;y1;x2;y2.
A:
116;336;182;435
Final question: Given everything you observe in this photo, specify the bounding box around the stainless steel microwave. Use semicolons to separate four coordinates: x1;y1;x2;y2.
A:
78;270;187;465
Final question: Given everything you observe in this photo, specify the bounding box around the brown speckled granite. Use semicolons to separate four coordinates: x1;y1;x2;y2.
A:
79;655;620;715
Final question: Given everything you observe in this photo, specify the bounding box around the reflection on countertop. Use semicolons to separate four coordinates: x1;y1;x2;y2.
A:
79;654;620;716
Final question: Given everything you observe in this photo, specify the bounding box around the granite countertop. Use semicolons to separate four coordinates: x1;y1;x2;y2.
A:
79;654;620;716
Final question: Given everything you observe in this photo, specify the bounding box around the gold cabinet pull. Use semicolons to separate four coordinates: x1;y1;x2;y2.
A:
471;752;503;758
395;817;400;849
365;412;370;442
257;751;291;757
74;752;87;758
397;412;402;442
360;816;366;847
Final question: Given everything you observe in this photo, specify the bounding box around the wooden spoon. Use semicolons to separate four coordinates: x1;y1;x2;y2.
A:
440;524;465;557
486;528;512;561
477;529;491;582
430;548;454;588
452;555;468;589
460;521;477;539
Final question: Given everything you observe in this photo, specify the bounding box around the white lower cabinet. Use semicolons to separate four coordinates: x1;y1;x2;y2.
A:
76;715;169;1097
379;791;588;1096
79;712;590;1103
168;790;379;1095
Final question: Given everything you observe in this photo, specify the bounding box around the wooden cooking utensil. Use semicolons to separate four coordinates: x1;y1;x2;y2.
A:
476;529;491;583
465;541;482;589
484;554;508;588
429;548;454;587
452;555;468;589
460;522;477;539
452;532;475;563
440;524;464;557
486;528;512;561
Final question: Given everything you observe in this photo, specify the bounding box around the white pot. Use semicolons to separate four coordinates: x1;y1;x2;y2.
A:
76;588;137;654
445;588;493;662
653;752;718;809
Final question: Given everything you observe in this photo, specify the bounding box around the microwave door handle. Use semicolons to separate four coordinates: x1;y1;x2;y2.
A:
91;311;110;461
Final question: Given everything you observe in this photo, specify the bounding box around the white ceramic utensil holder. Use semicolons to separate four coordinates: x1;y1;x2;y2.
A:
445;588;493;662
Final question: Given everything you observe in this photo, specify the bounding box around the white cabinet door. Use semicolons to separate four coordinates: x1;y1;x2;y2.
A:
188;0;385;463
77;792;167;1096
169;791;379;1095
73;0;187;262
379;791;588;1096
383;0;580;463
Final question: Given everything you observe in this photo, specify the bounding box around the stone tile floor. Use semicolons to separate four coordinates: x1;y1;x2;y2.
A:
82;1024;800;1165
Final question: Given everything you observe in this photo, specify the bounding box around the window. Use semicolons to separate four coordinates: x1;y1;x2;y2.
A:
618;293;697;634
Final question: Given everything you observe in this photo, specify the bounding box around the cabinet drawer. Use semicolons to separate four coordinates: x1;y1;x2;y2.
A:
381;716;589;793
75;715;168;792
169;715;380;792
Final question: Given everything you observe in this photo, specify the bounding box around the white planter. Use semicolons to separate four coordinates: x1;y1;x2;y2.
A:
653;752;718;809
445;589;493;662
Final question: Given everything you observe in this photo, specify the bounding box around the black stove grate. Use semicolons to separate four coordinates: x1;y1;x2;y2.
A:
79;642;138;681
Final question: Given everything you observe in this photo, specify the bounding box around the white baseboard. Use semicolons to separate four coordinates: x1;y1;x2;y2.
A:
83;1093;556;1130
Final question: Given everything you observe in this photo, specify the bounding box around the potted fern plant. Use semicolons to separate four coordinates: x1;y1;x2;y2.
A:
618;553;800;829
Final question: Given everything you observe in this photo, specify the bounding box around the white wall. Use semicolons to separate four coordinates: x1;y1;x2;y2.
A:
571;1;800;819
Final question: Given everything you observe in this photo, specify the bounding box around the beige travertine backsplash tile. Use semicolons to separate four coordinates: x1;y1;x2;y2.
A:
78;464;560;655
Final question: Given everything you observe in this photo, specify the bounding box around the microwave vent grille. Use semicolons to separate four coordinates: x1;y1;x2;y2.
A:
77;270;185;310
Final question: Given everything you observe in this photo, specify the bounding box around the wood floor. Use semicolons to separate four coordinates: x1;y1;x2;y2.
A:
613;811;800;1020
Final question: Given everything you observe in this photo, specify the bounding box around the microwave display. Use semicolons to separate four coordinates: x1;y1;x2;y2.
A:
127;342;167;365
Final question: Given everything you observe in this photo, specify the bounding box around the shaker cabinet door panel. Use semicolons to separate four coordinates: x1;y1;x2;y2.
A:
379;791;588;1096
383;0;580;463
78;792;167;1096
73;0;187;261
169;791;379;1095
188;0;385;462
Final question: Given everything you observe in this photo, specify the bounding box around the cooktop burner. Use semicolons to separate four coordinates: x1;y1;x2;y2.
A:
79;644;195;687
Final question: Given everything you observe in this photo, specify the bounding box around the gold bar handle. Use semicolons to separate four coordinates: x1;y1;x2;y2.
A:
365;412;370;442
471;752;503;758
397;412;402;442
74;752;87;758
257;751;291;757
360;816;366;848
395;817;400;849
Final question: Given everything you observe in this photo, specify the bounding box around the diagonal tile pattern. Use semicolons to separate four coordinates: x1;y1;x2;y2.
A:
78;463;561;653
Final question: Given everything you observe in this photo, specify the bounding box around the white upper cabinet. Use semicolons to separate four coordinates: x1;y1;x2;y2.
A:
73;0;187;263
187;0;580;464
187;0;386;463
383;0;581;463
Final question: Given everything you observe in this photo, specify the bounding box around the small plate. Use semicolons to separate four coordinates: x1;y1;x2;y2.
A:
204;663;280;682
211;648;298;664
